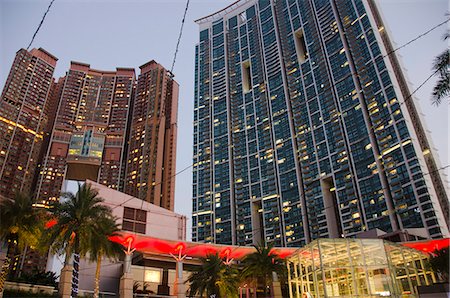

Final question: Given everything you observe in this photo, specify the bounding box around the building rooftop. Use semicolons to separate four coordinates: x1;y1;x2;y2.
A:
194;0;252;24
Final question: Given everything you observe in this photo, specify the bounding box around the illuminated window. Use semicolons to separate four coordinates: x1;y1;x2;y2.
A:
145;269;161;283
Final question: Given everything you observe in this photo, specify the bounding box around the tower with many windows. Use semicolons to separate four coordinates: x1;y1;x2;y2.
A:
35;62;136;205
192;0;449;246
34;60;179;211
124;61;179;210
0;48;57;200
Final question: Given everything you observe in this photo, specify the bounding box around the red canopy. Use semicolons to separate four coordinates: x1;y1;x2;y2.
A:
109;232;450;259
109;232;297;259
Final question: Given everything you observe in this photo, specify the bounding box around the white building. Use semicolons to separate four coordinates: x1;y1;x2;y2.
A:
49;180;187;297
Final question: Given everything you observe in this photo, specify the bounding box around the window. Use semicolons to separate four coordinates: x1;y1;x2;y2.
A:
145;269;161;283
122;207;147;234
294;29;308;64
242;60;252;93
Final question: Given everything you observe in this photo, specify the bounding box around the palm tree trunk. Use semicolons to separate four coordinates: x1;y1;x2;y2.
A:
0;240;13;294
5;237;18;279
93;254;102;298
71;241;80;298
263;276;268;298
64;246;72;266
17;246;28;277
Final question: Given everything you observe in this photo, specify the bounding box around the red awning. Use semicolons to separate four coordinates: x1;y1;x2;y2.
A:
109;232;449;259
109;232;298;259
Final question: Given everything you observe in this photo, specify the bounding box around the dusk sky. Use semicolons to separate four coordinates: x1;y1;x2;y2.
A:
1;0;448;239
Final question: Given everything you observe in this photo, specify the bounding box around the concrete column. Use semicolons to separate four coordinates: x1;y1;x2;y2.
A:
272;272;282;298
123;253;131;274
119;253;133;298
119;273;133;298
59;265;73;298
158;268;170;295
174;261;185;298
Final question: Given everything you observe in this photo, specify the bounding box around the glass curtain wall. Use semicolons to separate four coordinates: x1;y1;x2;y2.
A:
287;238;435;297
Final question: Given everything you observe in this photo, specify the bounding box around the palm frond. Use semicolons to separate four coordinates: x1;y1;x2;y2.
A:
432;48;450;105
0;192;44;250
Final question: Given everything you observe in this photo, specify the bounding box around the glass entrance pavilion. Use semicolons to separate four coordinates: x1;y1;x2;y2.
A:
287;238;436;297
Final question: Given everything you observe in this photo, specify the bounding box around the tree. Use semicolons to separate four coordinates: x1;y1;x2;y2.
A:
240;243;286;297
88;216;123;298
0;192;43;280
432;32;449;105
216;261;240;298
427;247;449;282
44;183;114;296
187;253;239;298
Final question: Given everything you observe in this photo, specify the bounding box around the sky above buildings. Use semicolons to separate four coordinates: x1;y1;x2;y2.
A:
1;0;448;238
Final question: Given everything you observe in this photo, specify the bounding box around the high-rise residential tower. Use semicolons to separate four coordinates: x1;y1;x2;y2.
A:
0;48;57;200
124;61;179;210
192;0;449;246
1;56;179;276
35;62;136;205
31;59;179;211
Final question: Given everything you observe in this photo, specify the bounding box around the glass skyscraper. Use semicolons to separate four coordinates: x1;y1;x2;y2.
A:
192;0;449;247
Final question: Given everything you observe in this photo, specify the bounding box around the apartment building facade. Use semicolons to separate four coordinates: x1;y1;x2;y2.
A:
34;62;136;206
0;48;57;201
192;0;449;246
124;61;179;210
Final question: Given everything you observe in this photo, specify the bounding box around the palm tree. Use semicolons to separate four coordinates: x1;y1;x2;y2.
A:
88;216;123;298
44;183;113;297
187;253;239;298
216;261;240;298
240;243;286;297
427;248;449;282
0;192;43;281
432;31;449;105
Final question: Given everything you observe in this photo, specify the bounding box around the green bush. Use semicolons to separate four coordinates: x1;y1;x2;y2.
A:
9;270;58;287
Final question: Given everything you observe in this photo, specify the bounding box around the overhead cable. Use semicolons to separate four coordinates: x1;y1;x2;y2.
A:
27;0;56;50
170;0;191;74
